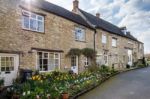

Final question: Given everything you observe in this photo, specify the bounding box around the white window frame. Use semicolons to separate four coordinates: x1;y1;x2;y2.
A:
102;34;107;44
0;56;15;72
104;55;108;65
84;57;90;67
75;27;85;41
112;38;117;47
36;51;60;72
22;10;44;33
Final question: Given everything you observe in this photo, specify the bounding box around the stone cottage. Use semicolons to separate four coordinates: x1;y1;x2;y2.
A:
0;0;144;86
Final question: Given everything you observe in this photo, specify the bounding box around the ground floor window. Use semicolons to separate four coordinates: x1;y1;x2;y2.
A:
84;57;91;67
37;52;60;71
71;56;77;67
0;56;14;72
104;55;108;65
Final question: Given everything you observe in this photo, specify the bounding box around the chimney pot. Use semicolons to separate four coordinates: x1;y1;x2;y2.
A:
96;13;100;18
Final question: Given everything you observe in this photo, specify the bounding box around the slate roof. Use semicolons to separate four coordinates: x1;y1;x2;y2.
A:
24;0;92;29
79;9;139;42
23;0;140;42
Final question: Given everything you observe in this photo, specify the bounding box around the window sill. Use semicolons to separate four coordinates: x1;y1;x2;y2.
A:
22;28;45;34
39;70;59;73
102;43;107;44
112;46;117;48
75;40;86;43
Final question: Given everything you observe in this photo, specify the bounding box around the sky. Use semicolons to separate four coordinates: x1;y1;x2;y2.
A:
46;0;150;54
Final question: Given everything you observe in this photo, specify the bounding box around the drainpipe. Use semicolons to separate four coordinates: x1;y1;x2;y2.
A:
93;29;97;64
94;29;97;52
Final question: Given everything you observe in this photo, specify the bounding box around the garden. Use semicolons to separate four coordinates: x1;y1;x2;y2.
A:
0;48;147;99
1;65;118;99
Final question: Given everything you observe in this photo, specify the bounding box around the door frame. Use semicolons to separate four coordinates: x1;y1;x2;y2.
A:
71;55;79;74
128;49;133;66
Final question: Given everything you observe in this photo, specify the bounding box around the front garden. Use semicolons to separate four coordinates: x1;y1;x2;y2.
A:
0;49;148;99
2;65;118;99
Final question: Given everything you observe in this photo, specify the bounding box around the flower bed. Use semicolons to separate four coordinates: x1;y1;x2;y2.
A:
6;66;118;99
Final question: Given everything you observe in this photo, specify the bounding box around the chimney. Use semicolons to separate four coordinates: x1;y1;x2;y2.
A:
72;0;79;13
96;13;100;18
120;26;127;35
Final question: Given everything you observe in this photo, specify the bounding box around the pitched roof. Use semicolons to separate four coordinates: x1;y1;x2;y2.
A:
23;0;141;42
79;9;139;42
22;0;92;29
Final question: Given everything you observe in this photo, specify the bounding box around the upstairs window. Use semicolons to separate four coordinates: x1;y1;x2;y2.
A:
139;44;142;49
102;34;107;44
22;10;44;33
112;38;117;47
75;27;85;41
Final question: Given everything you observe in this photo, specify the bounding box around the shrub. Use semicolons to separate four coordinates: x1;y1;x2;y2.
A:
87;64;99;72
137;64;146;68
0;78;4;87
82;48;96;59
66;48;81;57
142;57;146;66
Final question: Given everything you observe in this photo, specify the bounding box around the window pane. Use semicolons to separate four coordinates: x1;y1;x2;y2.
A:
1;67;5;71
5;61;9;67
23;16;29;29
112;39;117;47
1;57;5;61
6;67;10;71
43;59;48;64
43;65;48;71
37;21;44;32
10;57;14;61
30;19;37;31
31;13;36;19
10;61;14;67
55;53;59;58
55;60;59;66
75;27;85;41
102;35;106;44
38;52;43;59
38;16;44;21
1;61;5;67
49;53;54;59
71;56;76;66
40;59;43;65
44;53;48;58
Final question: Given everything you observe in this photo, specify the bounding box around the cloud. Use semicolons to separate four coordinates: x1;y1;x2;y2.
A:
45;0;150;54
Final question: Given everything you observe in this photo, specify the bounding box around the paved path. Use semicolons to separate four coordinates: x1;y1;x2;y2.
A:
78;67;150;99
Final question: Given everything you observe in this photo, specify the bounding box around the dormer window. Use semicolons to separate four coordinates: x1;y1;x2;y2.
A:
22;10;44;33
75;27;85;41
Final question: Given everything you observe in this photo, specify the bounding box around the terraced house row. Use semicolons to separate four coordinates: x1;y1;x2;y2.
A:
0;0;144;86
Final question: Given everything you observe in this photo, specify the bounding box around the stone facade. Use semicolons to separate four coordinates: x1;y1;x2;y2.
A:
0;0;94;73
95;28;144;70
0;0;144;74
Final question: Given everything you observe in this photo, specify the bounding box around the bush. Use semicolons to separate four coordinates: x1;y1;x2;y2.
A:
137;64;146;68
0;78;4;87
87;65;99;72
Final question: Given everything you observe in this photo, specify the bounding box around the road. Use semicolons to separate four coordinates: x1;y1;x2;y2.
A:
78;67;150;99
